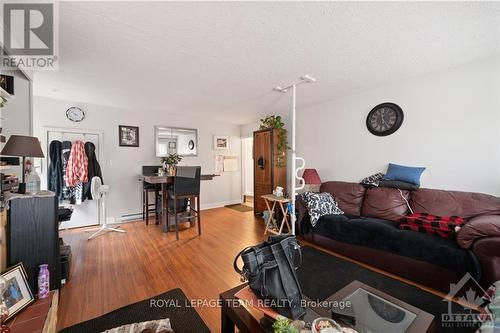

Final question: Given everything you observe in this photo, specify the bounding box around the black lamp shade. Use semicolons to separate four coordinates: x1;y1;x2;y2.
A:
1;135;44;158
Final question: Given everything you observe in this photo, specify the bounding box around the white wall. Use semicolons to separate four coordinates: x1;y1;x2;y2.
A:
297;57;500;196
241;121;260;139
33;96;242;224
242;137;253;196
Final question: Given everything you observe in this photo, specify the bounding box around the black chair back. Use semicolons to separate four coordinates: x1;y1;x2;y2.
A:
174;166;201;197
142;165;161;176
142;165;161;190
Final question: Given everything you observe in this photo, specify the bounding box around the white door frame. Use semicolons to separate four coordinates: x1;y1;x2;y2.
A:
240;135;253;203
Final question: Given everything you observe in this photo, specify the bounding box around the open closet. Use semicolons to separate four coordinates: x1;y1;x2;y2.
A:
44;128;103;229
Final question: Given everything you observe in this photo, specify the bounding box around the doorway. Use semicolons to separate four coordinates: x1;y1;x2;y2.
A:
242;137;254;207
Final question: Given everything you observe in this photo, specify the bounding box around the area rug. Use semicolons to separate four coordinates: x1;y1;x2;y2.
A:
225;203;253;212
58;288;210;333
297;246;480;333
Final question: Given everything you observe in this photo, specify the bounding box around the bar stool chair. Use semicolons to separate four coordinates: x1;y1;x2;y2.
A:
170;166;201;240
142;165;161;225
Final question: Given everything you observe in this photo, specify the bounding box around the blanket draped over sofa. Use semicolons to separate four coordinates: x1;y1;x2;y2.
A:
297;181;500;291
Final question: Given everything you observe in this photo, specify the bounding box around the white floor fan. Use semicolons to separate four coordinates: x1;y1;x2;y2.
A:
86;176;126;240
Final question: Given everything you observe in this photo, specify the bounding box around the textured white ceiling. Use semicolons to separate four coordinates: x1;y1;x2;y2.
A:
34;1;500;124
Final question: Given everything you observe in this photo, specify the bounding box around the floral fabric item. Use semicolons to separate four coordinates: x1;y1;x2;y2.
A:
300;192;344;227
360;173;385;187
101;318;173;333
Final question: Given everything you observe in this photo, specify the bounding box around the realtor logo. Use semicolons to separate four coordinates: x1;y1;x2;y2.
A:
1;1;58;69
441;273;492;329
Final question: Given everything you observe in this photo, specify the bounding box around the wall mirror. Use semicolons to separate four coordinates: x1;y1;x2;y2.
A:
155;126;198;157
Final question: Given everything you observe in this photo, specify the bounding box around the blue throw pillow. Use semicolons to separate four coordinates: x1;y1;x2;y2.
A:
384;163;426;186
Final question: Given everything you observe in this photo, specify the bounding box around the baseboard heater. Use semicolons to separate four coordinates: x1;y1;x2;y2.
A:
120;212;152;222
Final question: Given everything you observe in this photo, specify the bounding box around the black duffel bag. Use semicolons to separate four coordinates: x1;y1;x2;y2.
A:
233;234;305;319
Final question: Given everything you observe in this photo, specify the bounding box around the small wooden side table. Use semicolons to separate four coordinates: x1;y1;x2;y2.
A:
261;194;291;235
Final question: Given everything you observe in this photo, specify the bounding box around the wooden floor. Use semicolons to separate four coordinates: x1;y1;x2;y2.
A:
57;207;266;332
57;206;461;332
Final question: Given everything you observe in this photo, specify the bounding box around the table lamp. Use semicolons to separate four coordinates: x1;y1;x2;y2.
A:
1;135;44;194
302;168;322;192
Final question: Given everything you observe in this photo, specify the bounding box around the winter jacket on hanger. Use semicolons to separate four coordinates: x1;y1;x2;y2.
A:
61;141;74;203
66;140;88;187
48;140;63;199
82;142;103;200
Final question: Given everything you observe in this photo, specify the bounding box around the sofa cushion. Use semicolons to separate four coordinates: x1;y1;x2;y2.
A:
456;215;500;249
378;180;419;191
410;188;500;220
320;181;365;216
384;163;426;186
361;187;410;221
313;215;480;277
301;192;343;226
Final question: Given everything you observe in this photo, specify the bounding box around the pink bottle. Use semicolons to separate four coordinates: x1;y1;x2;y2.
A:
38;264;50;299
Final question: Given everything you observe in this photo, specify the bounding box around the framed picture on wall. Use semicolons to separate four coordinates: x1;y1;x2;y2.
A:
214;135;230;150
1;263;35;321
118;125;139;147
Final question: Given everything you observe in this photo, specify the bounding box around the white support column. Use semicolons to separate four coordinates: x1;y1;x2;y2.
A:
291;85;306;235
274;75;315;235
291;85;297;235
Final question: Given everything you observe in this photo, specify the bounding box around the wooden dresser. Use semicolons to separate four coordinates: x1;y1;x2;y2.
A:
253;128;287;215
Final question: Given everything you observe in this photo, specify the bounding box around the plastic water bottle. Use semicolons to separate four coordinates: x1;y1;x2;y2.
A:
38;264;50;299
25;171;41;193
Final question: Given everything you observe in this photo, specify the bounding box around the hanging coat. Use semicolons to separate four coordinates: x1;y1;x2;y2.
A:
48;140;63;199
66;140;88;187
82;142;103;200
66;140;88;205
61;141;74;203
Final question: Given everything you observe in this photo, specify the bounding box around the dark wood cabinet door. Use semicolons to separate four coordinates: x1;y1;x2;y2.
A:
272;129;287;190
253;130;273;214
253;128;287;215
254;130;272;187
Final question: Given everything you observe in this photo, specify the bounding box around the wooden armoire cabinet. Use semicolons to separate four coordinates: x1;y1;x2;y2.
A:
253;128;287;215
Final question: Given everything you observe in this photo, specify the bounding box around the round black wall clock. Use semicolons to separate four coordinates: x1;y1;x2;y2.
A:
66;106;85;122
366;103;404;136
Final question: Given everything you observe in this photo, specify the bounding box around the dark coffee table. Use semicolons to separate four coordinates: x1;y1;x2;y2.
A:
219;280;435;333
327;280;435;333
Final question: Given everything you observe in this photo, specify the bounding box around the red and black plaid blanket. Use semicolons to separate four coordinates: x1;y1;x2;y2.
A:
397;213;464;239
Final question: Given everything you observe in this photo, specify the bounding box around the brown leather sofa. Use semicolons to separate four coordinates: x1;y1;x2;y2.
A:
297;181;500;291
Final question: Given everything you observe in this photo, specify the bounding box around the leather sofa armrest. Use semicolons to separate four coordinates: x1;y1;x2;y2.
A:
456;215;500;249
471;237;500;287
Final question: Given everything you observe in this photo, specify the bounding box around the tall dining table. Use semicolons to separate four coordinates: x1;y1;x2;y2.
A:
140;174;217;233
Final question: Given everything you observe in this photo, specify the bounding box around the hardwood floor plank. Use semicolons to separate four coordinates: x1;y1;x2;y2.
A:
58;207;453;332
57;208;265;332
